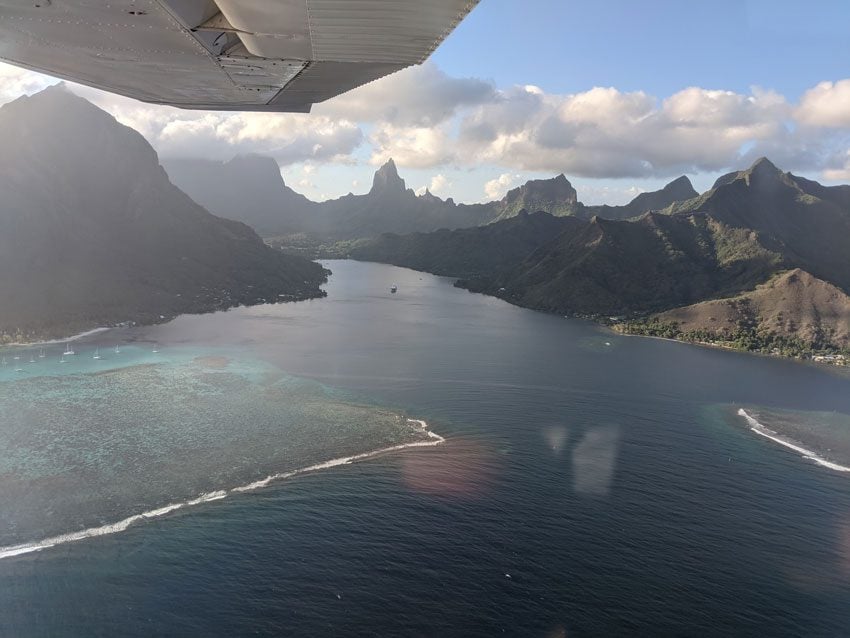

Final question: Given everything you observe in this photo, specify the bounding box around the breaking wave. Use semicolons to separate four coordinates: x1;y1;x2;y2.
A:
0;419;444;560
737;408;850;473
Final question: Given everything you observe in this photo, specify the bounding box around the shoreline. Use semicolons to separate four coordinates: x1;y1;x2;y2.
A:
615;330;850;371
1;282;330;348
446;272;845;368
0;419;445;560
5;326;112;348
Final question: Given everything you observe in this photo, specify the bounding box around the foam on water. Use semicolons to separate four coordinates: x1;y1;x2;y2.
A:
737;408;850;473
0;420;444;560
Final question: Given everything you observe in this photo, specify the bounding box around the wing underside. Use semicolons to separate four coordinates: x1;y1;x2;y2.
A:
0;0;478;112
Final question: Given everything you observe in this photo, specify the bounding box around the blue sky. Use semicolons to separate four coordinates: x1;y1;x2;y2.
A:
3;0;850;205
297;0;850;202
434;0;850;100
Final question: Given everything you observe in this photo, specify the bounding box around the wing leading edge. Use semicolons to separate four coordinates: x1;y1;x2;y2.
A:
0;0;479;112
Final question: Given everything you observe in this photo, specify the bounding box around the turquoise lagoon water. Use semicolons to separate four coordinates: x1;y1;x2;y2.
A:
0;344;434;550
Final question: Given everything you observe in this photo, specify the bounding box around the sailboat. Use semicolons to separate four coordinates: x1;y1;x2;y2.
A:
152;343;159;353
38;347;45;358
114;345;121;354
92;347;101;360
59;354;66;364
29;353;36;363
63;343;75;356
12;353;19;361
1;357;6;366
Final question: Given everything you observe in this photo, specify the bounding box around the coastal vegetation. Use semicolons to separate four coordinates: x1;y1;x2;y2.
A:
613;317;848;364
350;159;850;364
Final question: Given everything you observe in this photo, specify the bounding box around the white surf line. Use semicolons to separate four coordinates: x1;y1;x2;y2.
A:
737;408;850;473
0;419;444;560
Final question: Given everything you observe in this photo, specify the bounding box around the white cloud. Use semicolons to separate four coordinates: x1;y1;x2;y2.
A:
4;60;850;189
796;80;850;128
368;122;454;168
415;175;451;196
446;84;794;178
0;64;54;101
822;150;850;181
62;78;365;165
578;184;645;206
315;62;495;127
484;173;519;200
429;174;450;195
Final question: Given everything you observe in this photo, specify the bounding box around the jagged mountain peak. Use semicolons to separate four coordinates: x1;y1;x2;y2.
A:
370;158;406;195
3;83;107;124
493;174;579;221
624;175;698;214
505;174;577;201
741;157;788;185
747;156;781;173
665;175;696;191
711;157;785;191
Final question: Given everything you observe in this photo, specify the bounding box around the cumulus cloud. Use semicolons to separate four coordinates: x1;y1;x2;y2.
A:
796;80;850;128
4;60;850;185
578;184;645;206
415;173;451;196
315;62;496;127
369;122;454;168
429;174;450;195
0;64;53;101
822;150;850;180
447;84;794;177
484;173;519;199
64;80;365;165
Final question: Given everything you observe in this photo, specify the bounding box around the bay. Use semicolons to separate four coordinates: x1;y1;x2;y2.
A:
1;260;849;636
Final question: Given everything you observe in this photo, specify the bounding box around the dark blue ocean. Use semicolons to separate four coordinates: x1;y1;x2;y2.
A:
2;260;850;636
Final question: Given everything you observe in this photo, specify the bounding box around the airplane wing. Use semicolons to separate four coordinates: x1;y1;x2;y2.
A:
0;0;479;112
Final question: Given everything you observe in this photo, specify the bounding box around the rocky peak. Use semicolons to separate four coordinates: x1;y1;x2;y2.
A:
370;158;407;195
663;175;698;198
504;174;578;206
743;157;786;185
712;157;785;191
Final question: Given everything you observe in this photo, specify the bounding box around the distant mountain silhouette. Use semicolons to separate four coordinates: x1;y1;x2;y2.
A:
351;158;850;352
348;210;584;278
164;158;701;240
162;155;313;237
0;86;326;341
580;175;698;220
490;174;579;221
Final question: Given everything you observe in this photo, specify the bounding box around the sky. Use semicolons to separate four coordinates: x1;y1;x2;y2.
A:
2;0;850;204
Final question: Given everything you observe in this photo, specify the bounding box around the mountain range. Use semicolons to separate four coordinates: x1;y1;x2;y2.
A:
7;85;849;357
350;158;850;354
163;156;697;241
0;86;327;341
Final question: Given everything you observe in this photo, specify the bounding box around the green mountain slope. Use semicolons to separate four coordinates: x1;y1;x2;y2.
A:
346;157;850;356
348;211;584;278
656;269;850;351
